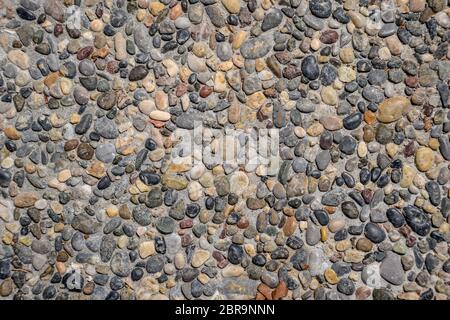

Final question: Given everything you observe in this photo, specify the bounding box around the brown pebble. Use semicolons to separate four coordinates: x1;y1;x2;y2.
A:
272;281;288;300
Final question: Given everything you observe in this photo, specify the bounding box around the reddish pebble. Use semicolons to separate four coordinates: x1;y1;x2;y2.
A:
77;46;94;60
179;219;193;229
199;85;213;98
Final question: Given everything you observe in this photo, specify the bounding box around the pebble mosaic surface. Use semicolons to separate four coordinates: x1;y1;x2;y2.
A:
0;0;450;300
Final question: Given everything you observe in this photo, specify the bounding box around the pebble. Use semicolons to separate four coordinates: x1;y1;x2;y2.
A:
377;97;410;123
415;147;434;172
240;36;272;59
380;252;405;285
0;0;447;302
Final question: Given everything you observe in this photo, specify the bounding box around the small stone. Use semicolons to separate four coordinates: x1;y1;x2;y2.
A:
377;97;410;123
321;87;338;105
221;0;240;14
261;9;283;32
240;36;272;59
310;0;332;18
111;251;132;277
380;252;405;285
14;192;38;208
415;147;434;172
192;250;210;268
8;50;30;70
364;222;386;243
129;65;149;81
139;241;156;259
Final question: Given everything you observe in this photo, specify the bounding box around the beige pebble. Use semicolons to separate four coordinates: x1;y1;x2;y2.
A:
415;147;434;172
149;110;170;121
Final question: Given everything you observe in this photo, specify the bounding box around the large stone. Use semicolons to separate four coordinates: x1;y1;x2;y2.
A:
14;192;38;208
240;36;272;59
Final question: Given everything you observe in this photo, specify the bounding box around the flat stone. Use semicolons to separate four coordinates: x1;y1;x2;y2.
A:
377;96;410;123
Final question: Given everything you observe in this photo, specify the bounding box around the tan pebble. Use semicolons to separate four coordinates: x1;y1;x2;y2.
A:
344;249;365;263
338;66;356;82
198;273;209;284
320;227;328;241
356;238;373;252
310;38;321;51
294;127;306;138
378;47;391;60
357;142;368;157
7;50;30;69
86;160;106;178
222;265;244;277
409;0;426;12
139;241;156;259
115;32;127;61
244;244;256;257
14;192;39;208
170;3;182;19
174;252;186;269
188;181;203;201
246;92;266;109
319;116;342;131
55;261;66;274
117;235;128;248
192;249;210;268
162;59;179;77
232;30;247;49
324;268;339;284
154;91;169;110
400;165;416;187
149;2;165;15
336;240;351;251
428;138;439;150
255;58;265;72
192;42;208;57
139;99;156;115
70;113;80;124
90;19;104;32
398;292;420;300
283;216;298;236
321;86;338;105
306;122;324;137
348;11;366;28
214;71;227;92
